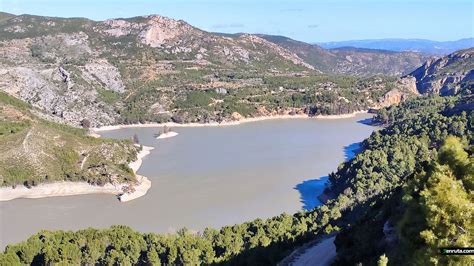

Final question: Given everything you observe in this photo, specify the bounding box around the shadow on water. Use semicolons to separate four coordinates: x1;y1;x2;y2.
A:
358;117;384;127
294;176;328;211
344;142;362;161
357;117;374;126
294;142;363;211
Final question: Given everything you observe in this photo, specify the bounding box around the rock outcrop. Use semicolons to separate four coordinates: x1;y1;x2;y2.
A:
139;15;196;47
83;60;125;93
0;67;117;127
408;48;474;95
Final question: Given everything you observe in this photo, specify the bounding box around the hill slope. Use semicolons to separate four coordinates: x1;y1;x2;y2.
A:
258;34;429;76
0;13;425;127
407;48;474;95
0;91;140;191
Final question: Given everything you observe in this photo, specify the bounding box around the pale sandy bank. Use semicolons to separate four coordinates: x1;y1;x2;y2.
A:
119;145;154;202
92;111;368;132
0;145;154;202
292;236;336;266
279;236;336;266
156;131;179;139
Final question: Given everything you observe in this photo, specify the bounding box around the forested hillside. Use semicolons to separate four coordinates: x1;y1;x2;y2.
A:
1;91;471;265
334;137;472;266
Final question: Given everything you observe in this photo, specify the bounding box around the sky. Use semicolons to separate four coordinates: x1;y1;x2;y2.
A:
0;0;472;43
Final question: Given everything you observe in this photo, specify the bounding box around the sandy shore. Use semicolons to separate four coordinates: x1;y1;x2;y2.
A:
0;145;154;202
92;111;368;132
118;145;154;202
156;131;179;139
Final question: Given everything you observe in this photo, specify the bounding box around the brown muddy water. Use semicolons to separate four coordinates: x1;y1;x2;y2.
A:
0;114;376;249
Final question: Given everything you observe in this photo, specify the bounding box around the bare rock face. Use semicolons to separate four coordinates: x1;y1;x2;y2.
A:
409;48;474;95
102;15;196;48
397;76;418;95
378;89;405;107
103;19;140;37
375;77;418;108
30;32;92;64
0;67;58;109
139;15;195;47
82;60;125;93
231;112;243;121
0;67;117;127
58;67;74;89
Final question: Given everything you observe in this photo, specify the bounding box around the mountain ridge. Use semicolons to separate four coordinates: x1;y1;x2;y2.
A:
318;37;474;55
0;12;426;127
257;34;429;76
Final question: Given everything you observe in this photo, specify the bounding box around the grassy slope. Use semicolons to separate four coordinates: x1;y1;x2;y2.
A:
0;92;139;188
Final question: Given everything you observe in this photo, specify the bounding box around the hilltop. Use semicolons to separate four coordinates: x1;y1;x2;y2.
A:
0;12;424;127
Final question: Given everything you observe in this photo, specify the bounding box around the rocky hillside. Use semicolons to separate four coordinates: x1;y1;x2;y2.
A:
407;48;474;95
257;34;429;76
0;91;139;188
0;13;423;127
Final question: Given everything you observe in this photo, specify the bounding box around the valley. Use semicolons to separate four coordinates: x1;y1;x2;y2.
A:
0;8;472;266
0;113;375;250
0;12;426;128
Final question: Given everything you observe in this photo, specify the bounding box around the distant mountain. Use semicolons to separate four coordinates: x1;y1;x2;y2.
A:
258;34;429;76
318;38;474;55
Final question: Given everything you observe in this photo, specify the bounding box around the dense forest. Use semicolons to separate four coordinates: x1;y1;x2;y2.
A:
1;92;472;264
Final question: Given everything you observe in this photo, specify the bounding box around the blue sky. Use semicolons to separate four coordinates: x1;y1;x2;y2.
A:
0;0;472;42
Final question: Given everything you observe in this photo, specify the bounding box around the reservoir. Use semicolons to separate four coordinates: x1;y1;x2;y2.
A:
0;114;375;249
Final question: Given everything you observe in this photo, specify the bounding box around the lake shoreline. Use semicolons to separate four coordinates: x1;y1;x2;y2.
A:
0;145;154;202
1;113;377;249
92;110;368;132
156;131;179;139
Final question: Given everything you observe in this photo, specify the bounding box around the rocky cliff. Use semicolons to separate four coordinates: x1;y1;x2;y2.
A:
407;48;474;95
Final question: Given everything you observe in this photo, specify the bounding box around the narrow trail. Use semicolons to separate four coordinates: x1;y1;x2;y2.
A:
80;154;89;170
21;128;32;153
